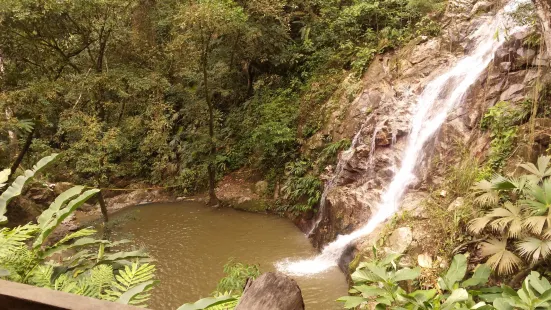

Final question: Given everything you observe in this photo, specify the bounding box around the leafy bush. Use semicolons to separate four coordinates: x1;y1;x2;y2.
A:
0;155;157;307
481;100;530;171
469;155;551;275
215;260;260;294
318;139;352;169
338;253;551;309
280;160;322;214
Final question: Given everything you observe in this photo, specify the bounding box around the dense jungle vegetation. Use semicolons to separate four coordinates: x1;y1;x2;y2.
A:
0;0;441;208
3;0;551;309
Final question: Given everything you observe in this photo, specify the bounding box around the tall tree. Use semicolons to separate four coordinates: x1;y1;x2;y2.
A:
173;0;247;206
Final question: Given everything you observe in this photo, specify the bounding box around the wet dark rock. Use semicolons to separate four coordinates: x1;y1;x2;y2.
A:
236;272;304;310
500;83;525;102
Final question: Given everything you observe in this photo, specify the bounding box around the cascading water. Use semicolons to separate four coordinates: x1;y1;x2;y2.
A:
308;115;378;236
278;0;528;275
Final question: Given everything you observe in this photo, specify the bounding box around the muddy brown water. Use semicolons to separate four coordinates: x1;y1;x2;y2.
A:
104;202;348;310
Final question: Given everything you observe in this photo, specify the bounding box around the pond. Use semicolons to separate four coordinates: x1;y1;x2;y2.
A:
104;202;348;310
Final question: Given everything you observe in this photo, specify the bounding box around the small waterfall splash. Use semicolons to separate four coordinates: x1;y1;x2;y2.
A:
278;0;527;275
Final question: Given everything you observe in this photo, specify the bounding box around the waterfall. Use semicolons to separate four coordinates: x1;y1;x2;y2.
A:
278;0;528;275
307;114;376;236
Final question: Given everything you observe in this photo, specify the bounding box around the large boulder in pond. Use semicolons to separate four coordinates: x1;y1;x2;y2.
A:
236;272;304;310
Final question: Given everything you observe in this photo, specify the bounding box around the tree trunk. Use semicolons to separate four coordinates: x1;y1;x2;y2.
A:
97;191;109;223
9;128;35;178
533;0;551;59
202;42;220;207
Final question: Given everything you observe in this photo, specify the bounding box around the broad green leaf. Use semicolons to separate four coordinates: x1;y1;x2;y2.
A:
42;237;110;258
353;285;386;297
352;268;381;283
442;288;469;309
37;186;85;228
394;267;421;282
379;254;402;266
462;264;492;288
442;254;467;290
117;280;158;305
526;271;551;294
493;298;513;310
336;296;366;309
99;250;149;263
0;154;58;224
33;189;99;248
409;289;437;303
365;263;389;282
539;288;551;303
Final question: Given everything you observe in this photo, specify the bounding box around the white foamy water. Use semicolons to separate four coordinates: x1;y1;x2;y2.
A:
278;0;528;275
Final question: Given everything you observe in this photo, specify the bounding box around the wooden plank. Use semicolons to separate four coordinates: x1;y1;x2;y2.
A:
0;280;143;310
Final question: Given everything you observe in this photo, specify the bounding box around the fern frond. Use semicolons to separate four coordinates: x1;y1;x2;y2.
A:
28;265;54;288
106;262;156;307
0;224;39;255
89;265;115;298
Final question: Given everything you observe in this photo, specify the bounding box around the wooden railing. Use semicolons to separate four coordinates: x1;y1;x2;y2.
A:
0;279;142;310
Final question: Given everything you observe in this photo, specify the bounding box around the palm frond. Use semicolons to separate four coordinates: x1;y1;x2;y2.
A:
480;238;522;275
522;216;549;235
519;156;551;181
487;202;523;237
521;179;551;216
468;216;493;235
516;237;551;263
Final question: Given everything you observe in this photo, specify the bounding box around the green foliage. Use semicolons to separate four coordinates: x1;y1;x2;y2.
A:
469;156;551;275
178;294;238;310
481;100;530;171
1;0;443;210
339;253;551;309
0;156;157;307
493;271;551;309
180;260;259;310
318;139;352;169
339;254;496;309
215;260;260;295
0;154;58;224
280;160;322;214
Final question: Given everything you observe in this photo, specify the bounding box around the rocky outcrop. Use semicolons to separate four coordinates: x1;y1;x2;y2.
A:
236;272;304;310
309;0;550;253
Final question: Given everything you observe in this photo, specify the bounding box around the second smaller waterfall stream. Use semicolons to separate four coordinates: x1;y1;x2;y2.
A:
278;0;528;275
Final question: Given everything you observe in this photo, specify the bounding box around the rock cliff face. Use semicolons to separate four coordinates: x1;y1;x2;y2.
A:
308;0;550;249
